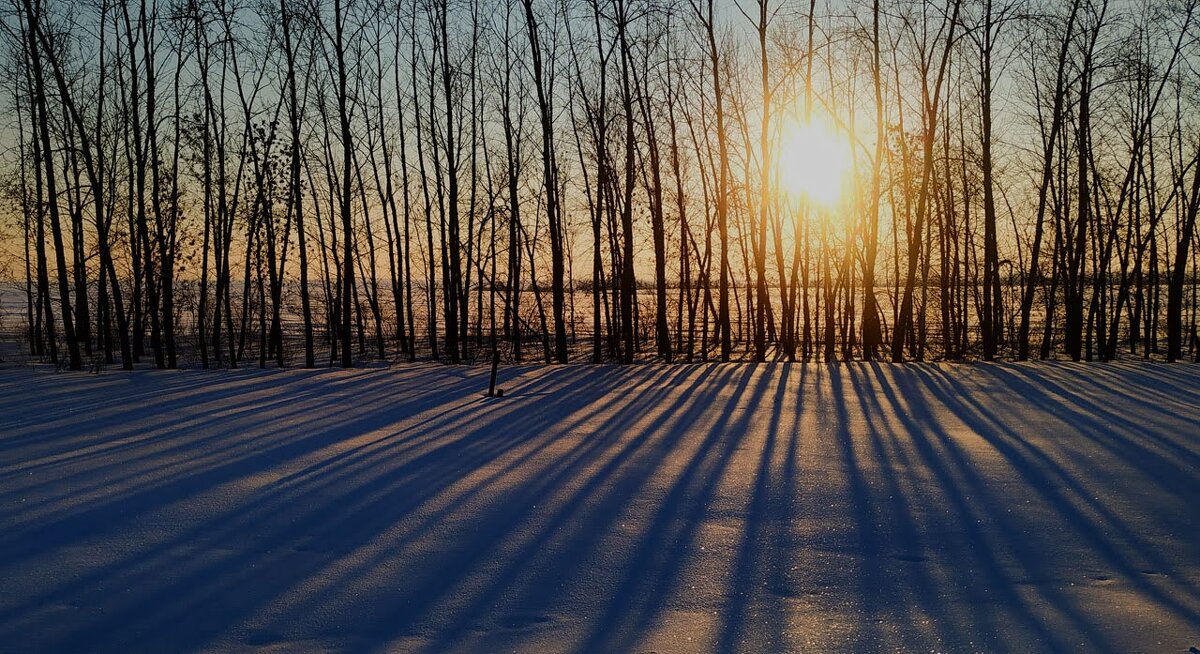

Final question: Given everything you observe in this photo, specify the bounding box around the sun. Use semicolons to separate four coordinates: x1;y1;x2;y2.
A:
777;116;854;208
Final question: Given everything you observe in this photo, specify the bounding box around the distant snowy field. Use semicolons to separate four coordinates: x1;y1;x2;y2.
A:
1;362;1197;653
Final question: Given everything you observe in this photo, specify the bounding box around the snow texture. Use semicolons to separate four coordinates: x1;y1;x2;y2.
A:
1;362;1198;653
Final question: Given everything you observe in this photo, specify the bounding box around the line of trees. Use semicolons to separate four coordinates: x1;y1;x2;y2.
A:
3;0;1200;370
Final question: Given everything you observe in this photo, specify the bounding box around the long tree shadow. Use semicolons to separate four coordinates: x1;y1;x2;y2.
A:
714;363;794;654
401;364;738;652
918;365;1200;614
0;365;529;559
834;363;957;650
0;364;541;646
867;363;1200;652
575;363;777;653
1;364;729;652
2;362;1196;653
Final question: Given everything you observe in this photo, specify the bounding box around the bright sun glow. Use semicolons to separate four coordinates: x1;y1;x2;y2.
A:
777;117;854;208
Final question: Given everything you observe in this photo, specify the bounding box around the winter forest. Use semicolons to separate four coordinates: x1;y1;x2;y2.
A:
4;0;1200;371
4;1;1200;651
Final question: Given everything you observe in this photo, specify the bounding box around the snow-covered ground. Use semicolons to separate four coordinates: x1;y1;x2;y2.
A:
1;362;1197;653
